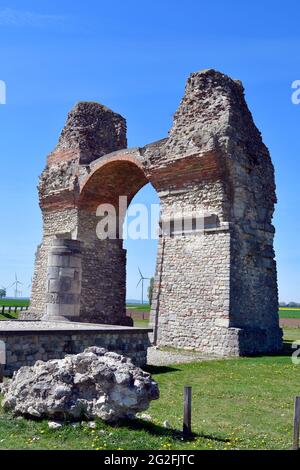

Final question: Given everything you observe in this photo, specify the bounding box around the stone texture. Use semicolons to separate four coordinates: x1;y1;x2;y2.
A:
0;321;151;375
51;102;127;165
43;239;82;322
29;69;282;356
0;347;159;422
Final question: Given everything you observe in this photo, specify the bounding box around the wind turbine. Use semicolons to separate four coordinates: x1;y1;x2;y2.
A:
8;273;23;298
136;267;150;305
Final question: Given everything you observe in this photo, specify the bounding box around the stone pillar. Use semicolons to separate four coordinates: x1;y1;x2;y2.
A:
42;239;82;322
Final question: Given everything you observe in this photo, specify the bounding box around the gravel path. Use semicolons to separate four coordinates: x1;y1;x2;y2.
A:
147;347;215;366
280;318;300;328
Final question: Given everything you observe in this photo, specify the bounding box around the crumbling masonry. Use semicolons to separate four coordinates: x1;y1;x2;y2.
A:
29;69;283;356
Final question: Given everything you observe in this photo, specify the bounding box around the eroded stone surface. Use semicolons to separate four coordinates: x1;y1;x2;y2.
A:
52;102;127;165
0;347;159;422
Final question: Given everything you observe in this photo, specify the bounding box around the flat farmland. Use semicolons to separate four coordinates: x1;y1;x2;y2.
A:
0;299;29;307
279;308;300;318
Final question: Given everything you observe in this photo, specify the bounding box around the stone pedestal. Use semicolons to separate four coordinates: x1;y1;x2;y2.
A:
42;239;82;322
0;322;152;375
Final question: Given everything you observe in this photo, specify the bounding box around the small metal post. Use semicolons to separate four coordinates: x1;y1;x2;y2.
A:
0;341;5;383
183;386;192;436
293;396;300;450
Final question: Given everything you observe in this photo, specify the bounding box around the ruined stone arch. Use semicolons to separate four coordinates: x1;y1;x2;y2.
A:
75;153;155;325
29;69;282;356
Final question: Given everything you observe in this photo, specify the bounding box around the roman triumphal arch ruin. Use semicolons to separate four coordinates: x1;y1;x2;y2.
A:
29;69;282;356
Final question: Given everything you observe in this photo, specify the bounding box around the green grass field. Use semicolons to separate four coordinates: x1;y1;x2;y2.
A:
279;308;300;319
0;327;300;450
0;299;29;307
0;299;29;321
126;303;151;312
133;319;150;328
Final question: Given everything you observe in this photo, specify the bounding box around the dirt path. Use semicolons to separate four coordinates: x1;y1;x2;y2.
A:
280;318;300;328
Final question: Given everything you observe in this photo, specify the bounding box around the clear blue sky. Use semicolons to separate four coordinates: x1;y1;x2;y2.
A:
0;0;299;302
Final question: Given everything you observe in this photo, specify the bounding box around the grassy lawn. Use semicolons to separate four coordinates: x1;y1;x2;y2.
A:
0;327;299;450
133;319;150;328
0;299;29;321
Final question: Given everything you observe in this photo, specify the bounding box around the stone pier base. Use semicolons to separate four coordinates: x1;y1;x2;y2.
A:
153;325;283;357
0;321;152;376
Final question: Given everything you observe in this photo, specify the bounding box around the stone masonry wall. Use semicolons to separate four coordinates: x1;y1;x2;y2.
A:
1;330;149;376
153;231;231;353
30;208;79;319
149;180;233;355
148;69;282;355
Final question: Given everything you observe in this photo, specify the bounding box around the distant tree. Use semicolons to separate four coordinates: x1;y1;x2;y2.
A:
0;288;6;299
279;302;287;307
288;302;300;308
148;277;155;305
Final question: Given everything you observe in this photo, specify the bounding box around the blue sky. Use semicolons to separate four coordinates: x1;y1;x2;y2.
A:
0;0;299;301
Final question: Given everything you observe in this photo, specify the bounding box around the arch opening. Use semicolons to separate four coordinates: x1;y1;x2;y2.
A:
77;157;160;325
79;158;149;214
123;182;160;311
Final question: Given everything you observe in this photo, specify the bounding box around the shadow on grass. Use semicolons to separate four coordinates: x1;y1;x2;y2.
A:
144;365;180;375
109;417;230;444
242;340;295;359
0;407;230;445
268;339;298;358
280;340;298;357
0;312;18;320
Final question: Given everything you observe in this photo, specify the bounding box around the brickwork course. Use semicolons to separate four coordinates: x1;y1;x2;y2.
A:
29;69;283;356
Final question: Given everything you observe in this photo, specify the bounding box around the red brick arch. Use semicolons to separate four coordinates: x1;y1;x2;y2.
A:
79;153;149;213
